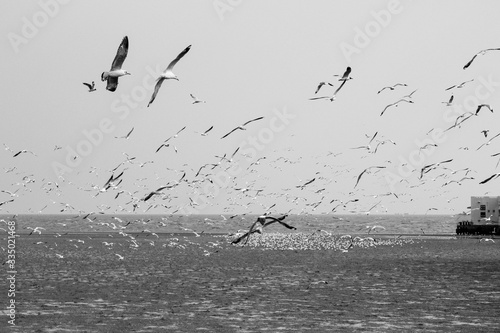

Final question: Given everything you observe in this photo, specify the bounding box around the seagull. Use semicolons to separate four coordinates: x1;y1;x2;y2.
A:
13;150;37;157
419;143;438;153
331;67;353;97
147;45;191;107
221;117;264;139
442;177;475;186
481;130;489;138
190;94;206;104
442;95;454;106
101;36;130;92
195;126;213;136
115;254;124;260
477;132;500;151
334;66;352;81
445;79;474;91
475;104;493;115
377;83;407;94
314;82;333;94
296;177;316;189
115;127;134;139
463;48;500;69
380;99;413;116
142;186;171;201
232;215;295;245
27;226;45;235
444;112;475;132
419;159;453;179
164;126;187;142
83;81;96;92
354;166;386;188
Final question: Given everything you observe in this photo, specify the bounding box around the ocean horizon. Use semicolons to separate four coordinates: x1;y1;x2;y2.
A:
2;213;465;235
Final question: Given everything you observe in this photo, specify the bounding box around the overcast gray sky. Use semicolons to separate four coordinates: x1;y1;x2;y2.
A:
2;0;500;215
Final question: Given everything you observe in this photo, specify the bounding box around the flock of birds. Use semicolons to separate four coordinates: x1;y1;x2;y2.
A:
2;37;500;240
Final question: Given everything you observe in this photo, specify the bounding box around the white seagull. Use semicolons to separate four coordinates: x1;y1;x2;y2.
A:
147;45;191;107
101;36;130;92
221;117;264;139
377;83;407;94
190;94;206;104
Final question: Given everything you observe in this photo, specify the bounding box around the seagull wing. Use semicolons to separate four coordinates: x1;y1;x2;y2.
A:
176;126;187;135
315;82;325;94
106;76;119;92
309;96;333;100
368;131;378;144
203;126;214;135
83;82;92;89
479;174;499;185
166;45;191;71
355;170;367;188
155;143;168;153
242;116;264;126
147;78;165;107
12;151;22;157
125;127;134;138
333;79;347;96
110;36;129;71
221;128;239;139
463;54;478;70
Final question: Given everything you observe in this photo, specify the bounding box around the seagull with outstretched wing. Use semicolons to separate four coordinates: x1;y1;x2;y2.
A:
148;45;191;107
221;117;264;139
101;36;130;92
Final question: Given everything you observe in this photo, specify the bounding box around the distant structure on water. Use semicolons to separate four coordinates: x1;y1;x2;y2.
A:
456;196;500;235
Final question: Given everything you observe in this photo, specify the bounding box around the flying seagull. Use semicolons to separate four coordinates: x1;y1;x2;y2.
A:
232;215;295;245
115;127;134;139
331;67;353;97
314;82;333;94
83;81;96;92
190;94;206;104
442;95;454;106
377;83;407;94
354;166;386;188
419;159;453;179
296;177;316;189
221;117;264;139
334;67;352;81
463;48;500;69
13;150;37;157
445;79;474;91
147;45;191;107
475;104;494;115
380;98;413;116
476;131;500;151
101;36;130;92
142;186;170;201
195;126;213;136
